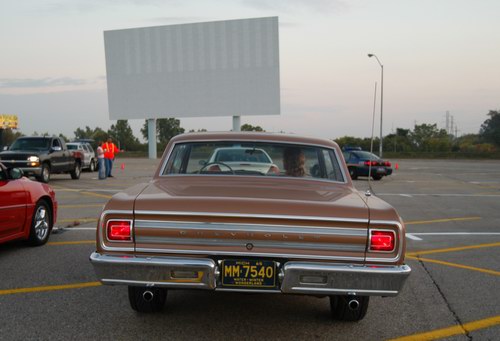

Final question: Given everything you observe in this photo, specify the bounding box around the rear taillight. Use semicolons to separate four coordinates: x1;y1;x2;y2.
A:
364;161;378;166
106;220;132;241
369;230;395;252
384;161;391;167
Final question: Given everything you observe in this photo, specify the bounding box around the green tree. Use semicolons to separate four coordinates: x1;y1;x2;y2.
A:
108;120;140;151
410;123;451;151
92;127;108;144
334;136;375;152
0;128;23;147
240;124;265;132
141;118;185;144
74;126;96;140
58;133;69;142
384;128;413;152
479;110;500;146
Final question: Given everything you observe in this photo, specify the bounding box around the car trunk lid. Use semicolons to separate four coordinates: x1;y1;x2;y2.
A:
133;176;369;262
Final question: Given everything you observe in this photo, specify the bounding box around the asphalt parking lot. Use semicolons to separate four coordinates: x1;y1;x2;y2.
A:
1;158;499;340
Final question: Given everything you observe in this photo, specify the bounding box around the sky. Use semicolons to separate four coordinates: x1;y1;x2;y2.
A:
1;0;499;141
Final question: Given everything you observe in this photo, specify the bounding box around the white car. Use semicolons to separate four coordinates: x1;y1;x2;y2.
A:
204;147;279;175
67;142;96;172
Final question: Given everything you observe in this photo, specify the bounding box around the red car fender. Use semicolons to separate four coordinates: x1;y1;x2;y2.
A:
19;177;57;239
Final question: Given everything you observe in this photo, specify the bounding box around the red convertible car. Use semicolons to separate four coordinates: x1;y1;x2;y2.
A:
0;162;57;246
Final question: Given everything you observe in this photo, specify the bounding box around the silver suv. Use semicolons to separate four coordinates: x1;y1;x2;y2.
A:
67;142;96;172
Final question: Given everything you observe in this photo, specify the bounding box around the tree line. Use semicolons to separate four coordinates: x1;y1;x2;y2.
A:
0;118;265;152
335;110;499;154
1;110;498;154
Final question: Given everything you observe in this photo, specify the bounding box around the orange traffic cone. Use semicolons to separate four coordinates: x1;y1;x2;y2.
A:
120;163;125;171
395;163;399;170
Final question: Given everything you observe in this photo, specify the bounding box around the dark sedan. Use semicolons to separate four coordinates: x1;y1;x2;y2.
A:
342;150;393;180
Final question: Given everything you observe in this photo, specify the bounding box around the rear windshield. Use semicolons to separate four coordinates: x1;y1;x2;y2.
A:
352;151;380;160
10;138;50;151
67;144;78;150
163;141;345;182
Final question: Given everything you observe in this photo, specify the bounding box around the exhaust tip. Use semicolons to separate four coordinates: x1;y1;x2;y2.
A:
348;299;360;311
143;290;154;302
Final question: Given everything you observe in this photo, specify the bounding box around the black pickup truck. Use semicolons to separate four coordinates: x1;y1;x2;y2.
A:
0;136;83;183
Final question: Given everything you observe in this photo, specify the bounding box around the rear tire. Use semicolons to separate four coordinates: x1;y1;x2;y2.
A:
348;167;358;180
330;295;369;322
128;286;167;313
27;200;52;246
89;159;96;172
70;161;81;179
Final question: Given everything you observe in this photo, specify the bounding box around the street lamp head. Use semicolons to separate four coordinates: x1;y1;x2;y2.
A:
368;53;374;57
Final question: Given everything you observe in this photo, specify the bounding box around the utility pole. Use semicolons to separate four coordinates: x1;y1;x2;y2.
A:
450;115;454;136
445;111;450;134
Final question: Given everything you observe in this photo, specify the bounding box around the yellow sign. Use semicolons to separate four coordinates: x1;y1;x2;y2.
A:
0;114;18;129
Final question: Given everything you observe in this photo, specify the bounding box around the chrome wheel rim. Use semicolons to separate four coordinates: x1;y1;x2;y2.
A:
34;205;50;240
43;167;50;182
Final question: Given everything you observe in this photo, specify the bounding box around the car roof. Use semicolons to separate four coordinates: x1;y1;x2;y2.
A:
170;132;339;149
16;136;52;139
68;142;90;145
214;147;267;151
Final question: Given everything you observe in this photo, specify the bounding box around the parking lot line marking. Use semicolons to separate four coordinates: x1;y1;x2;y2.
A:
47;240;95;245
406;233;423;241
61;227;97;231
408;256;500;276
379;193;500;197
59;204;104;208
51;185;114;199
0;281;102;296
81;191;113;199
389;314;500;341
407;241;500;256
58;218;98;224
405;217;481;225
411;232;500;236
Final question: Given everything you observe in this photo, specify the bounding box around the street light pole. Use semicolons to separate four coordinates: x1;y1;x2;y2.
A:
368;53;384;157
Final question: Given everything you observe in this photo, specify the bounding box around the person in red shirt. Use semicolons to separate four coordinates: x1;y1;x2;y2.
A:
102;138;120;177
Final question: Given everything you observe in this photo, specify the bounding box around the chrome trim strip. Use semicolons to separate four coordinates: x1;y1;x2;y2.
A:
134;219;367;236
135;236;365;252
215;288;281;294
98;210;134;252
365;220;404;263
159;139;348;184
287;287;399;295
134;247;365;261
134;211;369;224
101;279;209;288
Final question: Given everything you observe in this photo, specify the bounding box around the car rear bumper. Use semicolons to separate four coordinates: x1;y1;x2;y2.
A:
355;166;392;177
90;252;411;296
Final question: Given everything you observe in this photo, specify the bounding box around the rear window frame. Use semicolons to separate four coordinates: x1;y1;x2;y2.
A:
159;140;348;184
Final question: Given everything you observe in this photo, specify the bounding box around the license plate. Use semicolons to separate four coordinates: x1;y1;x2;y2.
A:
222;259;276;288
